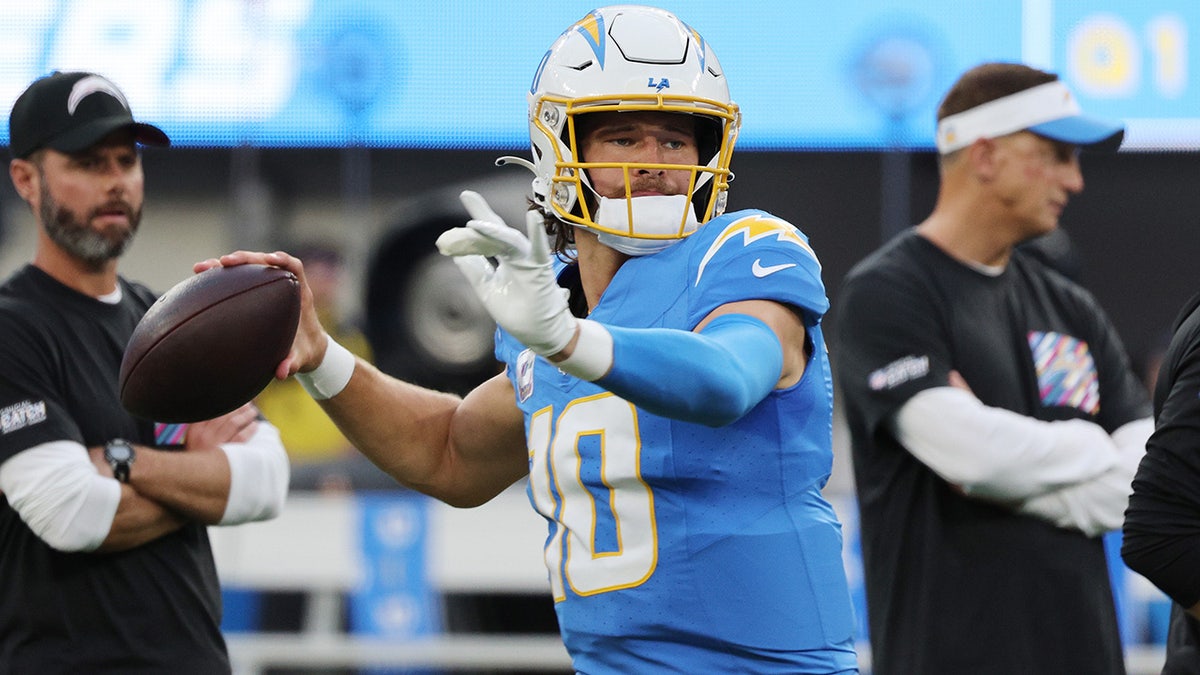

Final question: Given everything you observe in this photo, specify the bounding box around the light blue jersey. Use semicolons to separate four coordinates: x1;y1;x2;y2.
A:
498;210;858;674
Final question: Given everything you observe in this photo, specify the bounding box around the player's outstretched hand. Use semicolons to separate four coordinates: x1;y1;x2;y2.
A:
436;191;577;357
194;251;328;380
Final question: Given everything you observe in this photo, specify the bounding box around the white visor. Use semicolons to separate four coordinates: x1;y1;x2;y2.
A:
935;80;1124;154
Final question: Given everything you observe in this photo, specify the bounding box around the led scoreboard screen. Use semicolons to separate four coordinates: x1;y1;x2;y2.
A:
0;0;1194;150
1048;3;1196;149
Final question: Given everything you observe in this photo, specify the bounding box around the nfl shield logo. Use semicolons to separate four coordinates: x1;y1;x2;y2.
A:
517;349;535;402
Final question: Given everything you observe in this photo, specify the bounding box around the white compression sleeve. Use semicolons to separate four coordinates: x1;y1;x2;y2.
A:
0;441;119;551
1112;416;1155;457
218;421;290;525
1017;416;1153;536
892;386;1119;500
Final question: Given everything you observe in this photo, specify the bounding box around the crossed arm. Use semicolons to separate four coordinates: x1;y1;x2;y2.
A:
892;374;1152;536
0;403;288;553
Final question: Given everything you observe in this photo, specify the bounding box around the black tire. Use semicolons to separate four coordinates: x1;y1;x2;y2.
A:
365;222;500;395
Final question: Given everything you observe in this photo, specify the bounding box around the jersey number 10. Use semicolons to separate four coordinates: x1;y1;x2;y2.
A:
527;393;659;601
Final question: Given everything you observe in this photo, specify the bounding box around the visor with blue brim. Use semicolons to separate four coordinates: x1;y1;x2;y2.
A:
935;80;1124;154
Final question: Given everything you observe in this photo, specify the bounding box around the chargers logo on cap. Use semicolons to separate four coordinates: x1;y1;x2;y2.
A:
67;75;129;115
939;122;957;147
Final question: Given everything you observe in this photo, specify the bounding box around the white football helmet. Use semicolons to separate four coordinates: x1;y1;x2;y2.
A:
521;5;740;253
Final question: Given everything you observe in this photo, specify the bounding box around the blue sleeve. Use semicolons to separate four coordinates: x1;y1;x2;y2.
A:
597;313;783;427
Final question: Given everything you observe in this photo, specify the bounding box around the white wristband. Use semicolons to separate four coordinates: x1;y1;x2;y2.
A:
296;335;356;400
554;319;613;382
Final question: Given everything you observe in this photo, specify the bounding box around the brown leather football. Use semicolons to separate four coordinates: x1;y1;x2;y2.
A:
119;264;300;423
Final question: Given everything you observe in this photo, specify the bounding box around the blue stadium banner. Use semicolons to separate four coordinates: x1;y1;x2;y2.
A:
351;492;441;642
0;0;1195;149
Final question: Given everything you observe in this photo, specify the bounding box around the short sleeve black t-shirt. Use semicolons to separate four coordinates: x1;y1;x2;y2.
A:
833;231;1149;675
0;265;228;673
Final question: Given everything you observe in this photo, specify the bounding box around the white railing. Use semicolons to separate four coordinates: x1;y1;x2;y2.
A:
226;634;572;673
211;487;1167;675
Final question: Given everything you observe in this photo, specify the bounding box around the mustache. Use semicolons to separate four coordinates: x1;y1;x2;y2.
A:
91;201;135;219
627;177;677;194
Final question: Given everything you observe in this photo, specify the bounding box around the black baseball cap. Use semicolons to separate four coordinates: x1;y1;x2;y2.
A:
8;71;169;159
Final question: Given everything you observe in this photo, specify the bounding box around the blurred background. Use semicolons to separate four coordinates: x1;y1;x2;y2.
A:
0;1;1196;673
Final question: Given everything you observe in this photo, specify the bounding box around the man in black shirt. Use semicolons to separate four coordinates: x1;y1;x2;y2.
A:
833;62;1153;674
1124;292;1200;674
0;71;290;672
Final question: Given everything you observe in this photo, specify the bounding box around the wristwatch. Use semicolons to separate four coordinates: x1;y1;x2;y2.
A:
104;439;136;483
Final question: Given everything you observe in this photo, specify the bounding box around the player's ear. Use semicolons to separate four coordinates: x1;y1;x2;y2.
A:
967;137;999;183
9;158;38;203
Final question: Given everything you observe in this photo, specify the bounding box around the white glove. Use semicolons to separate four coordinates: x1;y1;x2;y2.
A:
436;190;578;357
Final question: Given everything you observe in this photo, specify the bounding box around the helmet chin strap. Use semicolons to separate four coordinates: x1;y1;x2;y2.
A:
594;195;700;257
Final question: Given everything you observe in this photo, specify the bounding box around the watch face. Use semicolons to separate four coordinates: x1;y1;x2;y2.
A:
107;442;132;462
106;441;134;482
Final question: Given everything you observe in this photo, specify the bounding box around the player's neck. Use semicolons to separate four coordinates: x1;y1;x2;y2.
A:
573;228;629;313
916;205;1014;269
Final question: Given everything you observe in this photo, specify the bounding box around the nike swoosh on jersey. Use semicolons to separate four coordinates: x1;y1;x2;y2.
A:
751;259;798;277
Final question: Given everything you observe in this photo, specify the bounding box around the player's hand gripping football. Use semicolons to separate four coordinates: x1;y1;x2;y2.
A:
436;191;577;357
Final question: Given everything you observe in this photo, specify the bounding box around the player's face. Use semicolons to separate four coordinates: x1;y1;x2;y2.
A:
577;111;700;201
35;131;145;268
992;131;1083;238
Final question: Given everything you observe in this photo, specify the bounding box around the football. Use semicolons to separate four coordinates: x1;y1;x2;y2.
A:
119;264;301;423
